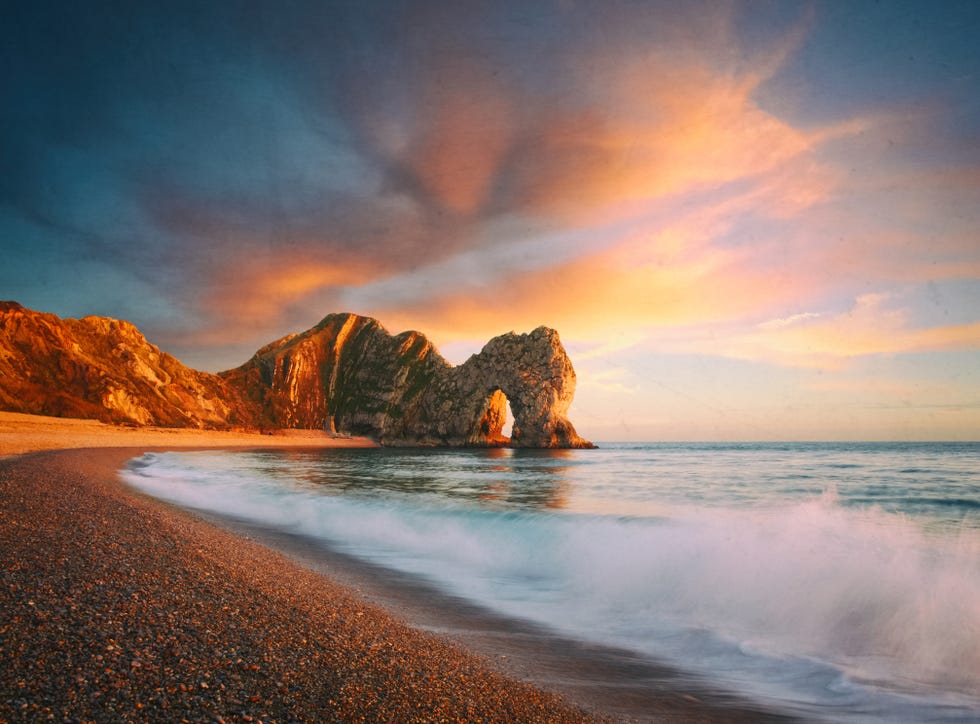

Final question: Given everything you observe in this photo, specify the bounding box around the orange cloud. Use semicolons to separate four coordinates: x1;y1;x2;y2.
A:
351;2;841;230
510;40;830;224
360;53;516;216
369;228;804;349
179;255;381;347
364;216;980;374
404;69;515;215
163;2;977;383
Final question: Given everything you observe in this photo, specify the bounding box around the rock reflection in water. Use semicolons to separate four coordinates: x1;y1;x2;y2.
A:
248;447;576;511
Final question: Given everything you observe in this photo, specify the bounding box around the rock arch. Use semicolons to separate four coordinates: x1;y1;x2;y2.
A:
223;314;594;448
474;388;510;446
451;327;593;448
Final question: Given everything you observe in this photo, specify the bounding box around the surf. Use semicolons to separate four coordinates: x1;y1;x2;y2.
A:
122;444;980;721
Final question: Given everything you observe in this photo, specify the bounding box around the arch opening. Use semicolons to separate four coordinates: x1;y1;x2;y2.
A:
477;388;513;447
501;397;514;439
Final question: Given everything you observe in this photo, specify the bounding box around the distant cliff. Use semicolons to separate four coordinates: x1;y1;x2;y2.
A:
221;312;593;448
0;303;593;447
0;301;257;428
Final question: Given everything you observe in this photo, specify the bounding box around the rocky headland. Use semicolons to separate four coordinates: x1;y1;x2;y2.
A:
0;302;593;448
0;302;258;429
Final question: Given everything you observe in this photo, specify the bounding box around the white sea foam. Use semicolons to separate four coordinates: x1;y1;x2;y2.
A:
122;448;980;722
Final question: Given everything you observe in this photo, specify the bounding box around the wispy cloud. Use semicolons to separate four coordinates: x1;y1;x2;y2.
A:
758;312;823;330
702;293;980;368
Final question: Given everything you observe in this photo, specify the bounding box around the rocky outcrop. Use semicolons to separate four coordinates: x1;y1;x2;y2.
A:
220;313;449;435
221;313;593;448
434;325;591;448
0;301;257;428
0;303;593;447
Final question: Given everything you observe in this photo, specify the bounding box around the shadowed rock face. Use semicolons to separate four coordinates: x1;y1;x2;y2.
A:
0;301;258;428
220;313;450;437
222;313;594;448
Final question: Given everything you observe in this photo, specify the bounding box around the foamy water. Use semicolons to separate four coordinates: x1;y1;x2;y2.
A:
122;442;980;722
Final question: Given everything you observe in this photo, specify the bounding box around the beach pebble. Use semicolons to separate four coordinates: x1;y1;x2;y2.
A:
0;449;597;722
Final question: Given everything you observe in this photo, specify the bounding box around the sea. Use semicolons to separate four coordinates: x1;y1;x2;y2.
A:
121;442;980;722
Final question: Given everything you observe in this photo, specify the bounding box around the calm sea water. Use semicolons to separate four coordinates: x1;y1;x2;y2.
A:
122;442;980;722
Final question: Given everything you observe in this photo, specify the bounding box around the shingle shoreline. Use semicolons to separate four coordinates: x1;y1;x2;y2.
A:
0;447;595;722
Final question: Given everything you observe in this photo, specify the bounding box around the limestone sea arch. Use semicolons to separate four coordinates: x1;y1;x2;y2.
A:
221;313;594;448
0;303;593;448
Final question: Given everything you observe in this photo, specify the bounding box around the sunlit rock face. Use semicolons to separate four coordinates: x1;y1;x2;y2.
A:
222;313;594;448
399;326;594;448
220;313;450;436
0;302;592;448
0;301;257;428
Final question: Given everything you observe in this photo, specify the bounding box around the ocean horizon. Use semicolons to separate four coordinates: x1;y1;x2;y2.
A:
123;441;980;722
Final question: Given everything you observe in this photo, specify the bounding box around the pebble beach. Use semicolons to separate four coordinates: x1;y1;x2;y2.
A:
0;414;783;722
0;441;596;721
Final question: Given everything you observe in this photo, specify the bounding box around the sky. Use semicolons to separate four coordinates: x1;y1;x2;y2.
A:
2;0;979;441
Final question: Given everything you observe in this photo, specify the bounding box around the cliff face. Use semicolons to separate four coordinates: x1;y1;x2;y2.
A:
1;302;592;447
222;313;593;448
0;302;257;428
220;313;450;436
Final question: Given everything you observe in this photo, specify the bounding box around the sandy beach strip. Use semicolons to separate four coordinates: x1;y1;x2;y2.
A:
0;410;379;459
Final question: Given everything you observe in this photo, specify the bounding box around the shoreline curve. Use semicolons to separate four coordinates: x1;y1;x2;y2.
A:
0;412;790;722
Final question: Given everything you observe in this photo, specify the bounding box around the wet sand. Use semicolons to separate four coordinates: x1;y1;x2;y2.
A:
0;414;796;722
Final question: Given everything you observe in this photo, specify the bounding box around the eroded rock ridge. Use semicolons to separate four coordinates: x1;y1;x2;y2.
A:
221;313;593;448
0;303;593;447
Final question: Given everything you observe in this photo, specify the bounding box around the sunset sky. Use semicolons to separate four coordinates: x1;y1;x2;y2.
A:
2;1;979;441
